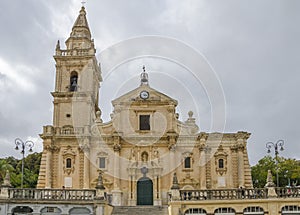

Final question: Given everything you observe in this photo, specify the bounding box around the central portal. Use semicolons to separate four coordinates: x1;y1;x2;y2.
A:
137;177;153;205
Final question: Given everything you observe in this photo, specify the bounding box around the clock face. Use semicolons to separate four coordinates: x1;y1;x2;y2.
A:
140;91;149;99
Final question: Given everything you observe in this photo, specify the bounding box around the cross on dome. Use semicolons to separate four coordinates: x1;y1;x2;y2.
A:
140;65;149;86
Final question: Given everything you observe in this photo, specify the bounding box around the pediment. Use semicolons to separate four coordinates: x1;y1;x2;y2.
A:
111;85;178;107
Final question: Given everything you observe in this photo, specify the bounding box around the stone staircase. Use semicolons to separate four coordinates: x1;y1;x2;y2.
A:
111;206;169;215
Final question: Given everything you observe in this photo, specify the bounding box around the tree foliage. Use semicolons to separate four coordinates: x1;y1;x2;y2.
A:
252;155;300;188
0;152;41;188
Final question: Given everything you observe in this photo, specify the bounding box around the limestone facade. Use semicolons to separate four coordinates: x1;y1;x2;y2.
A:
37;6;253;206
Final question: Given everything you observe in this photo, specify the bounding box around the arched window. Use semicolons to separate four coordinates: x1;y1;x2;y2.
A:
69;207;92;215
218;159;224;169
70;71;78;92
185;208;207;215
282;205;300;215
66;158;72;168
12;206;33;214
215;207;235;215
243;206;264;215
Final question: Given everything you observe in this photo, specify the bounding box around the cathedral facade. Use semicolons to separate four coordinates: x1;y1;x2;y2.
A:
37;6;253;207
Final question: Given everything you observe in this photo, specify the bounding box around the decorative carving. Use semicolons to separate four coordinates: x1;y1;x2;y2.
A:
180;173;199;188
79;138;90;153
167;130;178;152
62;146;77;175
185;111;199;134
113;133;121;152
45;144;60;152
214;145;228;176
2;170;12;187
168;142;176;151
152;146;160;162
96;171;105;190
79;151;84;188
235;131;251;140
171;173;180;190
265;170;275;187
95;110;103;123
129;146;138;162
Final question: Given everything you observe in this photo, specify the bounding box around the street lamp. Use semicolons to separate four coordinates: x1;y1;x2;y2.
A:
15;138;34;188
266;139;284;187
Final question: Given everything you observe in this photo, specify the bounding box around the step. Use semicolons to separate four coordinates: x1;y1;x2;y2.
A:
111;206;168;215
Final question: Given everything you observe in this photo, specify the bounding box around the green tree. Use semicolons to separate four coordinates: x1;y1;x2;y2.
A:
252;156;300;188
0;159;14;182
0;152;42;188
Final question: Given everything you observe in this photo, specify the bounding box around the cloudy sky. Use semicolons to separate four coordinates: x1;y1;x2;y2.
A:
0;0;299;166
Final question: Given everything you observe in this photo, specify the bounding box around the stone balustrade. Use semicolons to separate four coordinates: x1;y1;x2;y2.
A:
179;187;300;201
56;49;94;57
43;125;86;136
8;188;96;201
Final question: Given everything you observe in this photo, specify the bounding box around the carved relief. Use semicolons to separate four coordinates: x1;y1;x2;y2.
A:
129;146;138;162
214;145;228;176
62;146;77;175
152;146;160;163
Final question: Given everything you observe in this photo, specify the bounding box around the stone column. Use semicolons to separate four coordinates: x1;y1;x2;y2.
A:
153;174;162;206
45;144;53;188
168;134;177;185
82;141;90;189
237;145;245;187
199;148;206;189
235;132;251;188
199;134;207;189
112;134;122;206
128;174;135;206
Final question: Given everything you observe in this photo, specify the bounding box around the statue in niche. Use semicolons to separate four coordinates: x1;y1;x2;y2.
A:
141;151;148;162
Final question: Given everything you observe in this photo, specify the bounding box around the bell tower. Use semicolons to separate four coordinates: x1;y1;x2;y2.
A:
38;6;102;188
52;6;102;127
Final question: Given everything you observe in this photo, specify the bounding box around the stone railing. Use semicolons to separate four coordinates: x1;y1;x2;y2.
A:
8;188;96;201
57;49;93;57
276;187;300;198
179;187;300;201
43;125;87;136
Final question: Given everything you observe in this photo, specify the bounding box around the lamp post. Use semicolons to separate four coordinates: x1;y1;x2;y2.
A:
266;140;284;187
15;138;34;188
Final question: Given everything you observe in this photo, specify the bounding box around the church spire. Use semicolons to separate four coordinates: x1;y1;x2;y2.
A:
71;6;91;38
64;6;94;52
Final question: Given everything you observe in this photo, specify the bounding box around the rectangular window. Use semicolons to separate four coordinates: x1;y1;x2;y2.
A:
184;157;191;168
140;115;150;130
99;157;106;169
66;158;72;168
